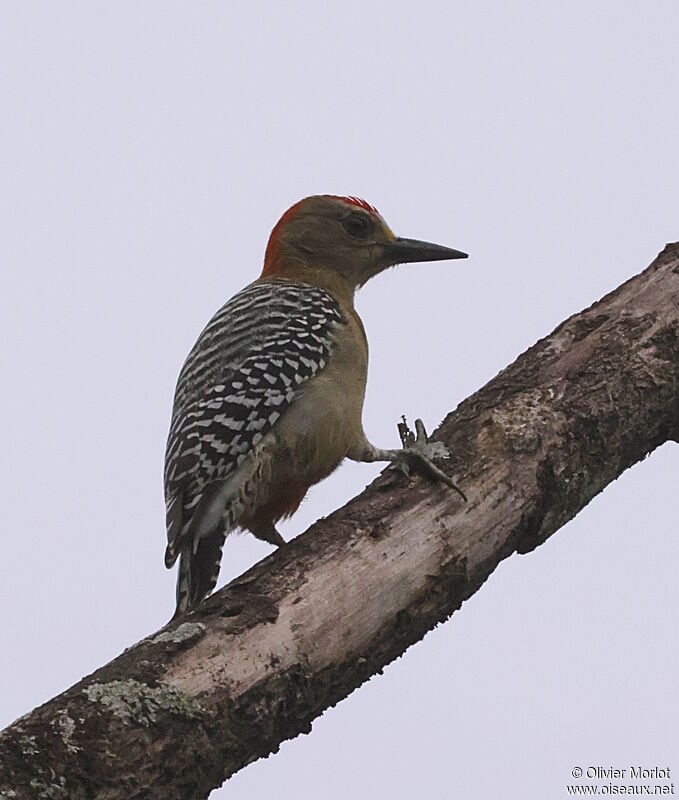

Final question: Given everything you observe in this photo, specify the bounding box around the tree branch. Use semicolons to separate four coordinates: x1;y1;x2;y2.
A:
2;245;678;800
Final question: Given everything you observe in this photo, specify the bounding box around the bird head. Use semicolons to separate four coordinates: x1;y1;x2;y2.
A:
261;195;467;291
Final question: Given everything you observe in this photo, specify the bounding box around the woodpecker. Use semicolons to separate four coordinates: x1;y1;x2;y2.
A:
164;195;467;616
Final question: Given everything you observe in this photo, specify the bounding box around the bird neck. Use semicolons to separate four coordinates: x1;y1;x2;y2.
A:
265;261;358;309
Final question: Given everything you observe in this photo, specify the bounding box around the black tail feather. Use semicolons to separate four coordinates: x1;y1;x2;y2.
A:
173;530;226;618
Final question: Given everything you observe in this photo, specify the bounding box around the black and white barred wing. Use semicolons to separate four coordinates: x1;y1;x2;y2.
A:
163;280;345;564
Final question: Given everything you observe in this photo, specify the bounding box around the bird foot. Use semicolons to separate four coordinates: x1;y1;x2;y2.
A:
251;523;287;548
395;417;467;502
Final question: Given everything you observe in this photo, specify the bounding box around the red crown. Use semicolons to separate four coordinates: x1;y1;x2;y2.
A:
332;196;379;215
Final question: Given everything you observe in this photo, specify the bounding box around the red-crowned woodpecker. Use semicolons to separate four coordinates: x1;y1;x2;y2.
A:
164;195;467;616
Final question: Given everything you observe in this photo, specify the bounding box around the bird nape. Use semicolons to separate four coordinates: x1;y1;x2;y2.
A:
164;194;468;618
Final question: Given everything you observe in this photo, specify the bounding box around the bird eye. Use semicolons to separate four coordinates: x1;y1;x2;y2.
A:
342;212;373;240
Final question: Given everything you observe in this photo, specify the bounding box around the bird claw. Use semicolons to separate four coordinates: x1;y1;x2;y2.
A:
398;417;450;459
396;417;467;502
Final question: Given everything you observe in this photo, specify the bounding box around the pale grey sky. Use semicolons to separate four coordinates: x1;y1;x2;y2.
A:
1;2;678;798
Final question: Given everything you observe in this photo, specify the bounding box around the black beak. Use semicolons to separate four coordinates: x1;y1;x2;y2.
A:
383;237;468;265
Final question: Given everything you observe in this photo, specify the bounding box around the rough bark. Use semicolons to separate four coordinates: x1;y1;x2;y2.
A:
2;244;678;800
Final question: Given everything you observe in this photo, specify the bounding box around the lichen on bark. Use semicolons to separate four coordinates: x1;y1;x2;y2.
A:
83;679;205;726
